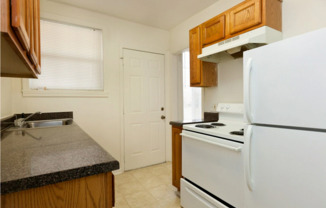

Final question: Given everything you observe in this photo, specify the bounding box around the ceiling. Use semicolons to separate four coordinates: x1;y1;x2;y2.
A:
49;0;218;30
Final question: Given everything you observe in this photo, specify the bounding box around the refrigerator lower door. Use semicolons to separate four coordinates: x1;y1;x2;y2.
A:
243;28;326;129
244;125;326;208
181;179;229;208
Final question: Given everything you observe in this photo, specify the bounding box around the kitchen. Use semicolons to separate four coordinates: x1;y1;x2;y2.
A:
1;0;326;207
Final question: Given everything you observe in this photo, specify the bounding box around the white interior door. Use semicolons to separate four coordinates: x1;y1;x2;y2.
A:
123;49;165;171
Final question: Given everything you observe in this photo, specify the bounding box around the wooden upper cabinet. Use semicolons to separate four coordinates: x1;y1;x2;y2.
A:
29;0;41;74
11;0;32;51
189;26;217;87
201;14;225;47
197;0;282;48
189;26;202;86
229;0;262;35
1;0;40;78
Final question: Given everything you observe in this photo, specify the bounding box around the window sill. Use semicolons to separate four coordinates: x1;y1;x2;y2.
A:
22;90;109;98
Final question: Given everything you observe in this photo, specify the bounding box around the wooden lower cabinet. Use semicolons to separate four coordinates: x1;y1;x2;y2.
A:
172;126;182;191
1;172;115;208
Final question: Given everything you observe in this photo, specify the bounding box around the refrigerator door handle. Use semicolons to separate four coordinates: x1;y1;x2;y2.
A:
245;125;254;191
244;58;253;123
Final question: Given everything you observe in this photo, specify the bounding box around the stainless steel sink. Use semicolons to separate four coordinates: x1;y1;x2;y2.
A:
25;119;73;128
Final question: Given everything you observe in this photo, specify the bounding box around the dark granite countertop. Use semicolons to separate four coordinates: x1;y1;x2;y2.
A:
169;112;219;127
1;114;119;195
169;119;210;127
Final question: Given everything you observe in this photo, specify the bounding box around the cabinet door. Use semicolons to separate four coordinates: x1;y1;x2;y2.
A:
201;14;225;47
172;126;182;190
189;26;201;86
229;0;262;35
11;0;32;51
29;0;41;74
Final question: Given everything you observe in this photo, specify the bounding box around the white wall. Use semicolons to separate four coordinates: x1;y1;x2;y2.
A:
8;0;171;172
170;0;326;112
1;78;13;118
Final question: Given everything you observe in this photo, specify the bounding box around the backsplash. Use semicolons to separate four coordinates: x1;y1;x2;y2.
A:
204;58;243;111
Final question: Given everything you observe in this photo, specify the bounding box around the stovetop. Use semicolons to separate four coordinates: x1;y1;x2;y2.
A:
182;103;245;143
183;119;245;143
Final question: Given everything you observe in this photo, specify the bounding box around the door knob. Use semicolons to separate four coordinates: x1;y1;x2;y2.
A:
161;115;166;120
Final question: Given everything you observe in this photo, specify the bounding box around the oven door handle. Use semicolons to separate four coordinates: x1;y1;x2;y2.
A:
180;133;242;152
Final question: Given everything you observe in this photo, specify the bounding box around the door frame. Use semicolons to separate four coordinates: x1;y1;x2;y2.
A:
118;46;170;173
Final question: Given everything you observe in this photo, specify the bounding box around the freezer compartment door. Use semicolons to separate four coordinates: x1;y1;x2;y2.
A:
181;179;229;208
244;28;326;129
244;125;326;208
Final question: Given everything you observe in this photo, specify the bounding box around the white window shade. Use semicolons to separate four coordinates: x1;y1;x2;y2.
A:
29;20;103;90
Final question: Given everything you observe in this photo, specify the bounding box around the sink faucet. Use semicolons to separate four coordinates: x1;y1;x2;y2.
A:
14;112;41;128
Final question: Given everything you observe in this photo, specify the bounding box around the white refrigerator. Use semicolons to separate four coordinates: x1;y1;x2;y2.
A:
243;28;326;208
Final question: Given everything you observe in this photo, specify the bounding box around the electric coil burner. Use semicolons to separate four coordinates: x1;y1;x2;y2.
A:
195;124;215;129
230;130;244;136
211;122;226;126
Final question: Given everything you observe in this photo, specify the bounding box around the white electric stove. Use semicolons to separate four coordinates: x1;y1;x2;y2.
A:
181;103;245;208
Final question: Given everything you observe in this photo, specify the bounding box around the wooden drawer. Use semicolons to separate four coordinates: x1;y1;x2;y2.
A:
229;0;262;35
201;14;225;47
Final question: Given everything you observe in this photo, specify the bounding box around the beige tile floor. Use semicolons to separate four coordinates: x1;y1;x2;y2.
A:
114;162;181;208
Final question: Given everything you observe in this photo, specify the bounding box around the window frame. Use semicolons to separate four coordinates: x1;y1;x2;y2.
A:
22;18;108;98
181;49;203;120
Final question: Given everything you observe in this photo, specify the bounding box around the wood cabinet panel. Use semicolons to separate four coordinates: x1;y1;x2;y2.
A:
1;0;39;78
201;14;225;47
29;0;41;74
172;126;182;191
1;172;114;208
189;26;217;87
11;0;32;51
229;0;262;35
189;26;202;85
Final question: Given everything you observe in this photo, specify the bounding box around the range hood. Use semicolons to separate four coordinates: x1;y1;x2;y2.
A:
198;26;283;63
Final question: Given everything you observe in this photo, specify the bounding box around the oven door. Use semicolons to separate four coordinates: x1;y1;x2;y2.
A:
181;179;229;208
181;130;244;208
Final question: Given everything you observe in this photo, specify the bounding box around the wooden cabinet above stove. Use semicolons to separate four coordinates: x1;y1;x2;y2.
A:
189;0;282;87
